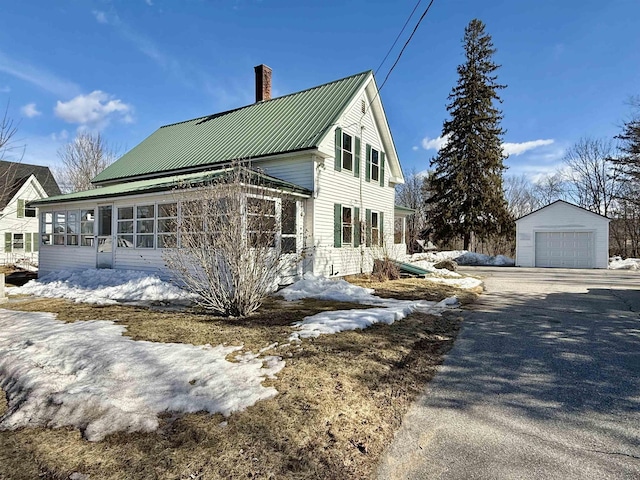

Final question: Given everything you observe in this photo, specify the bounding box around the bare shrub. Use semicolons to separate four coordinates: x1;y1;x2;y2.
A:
163;166;300;317
371;258;400;282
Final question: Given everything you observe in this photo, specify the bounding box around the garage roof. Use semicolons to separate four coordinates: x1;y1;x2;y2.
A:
515;200;610;222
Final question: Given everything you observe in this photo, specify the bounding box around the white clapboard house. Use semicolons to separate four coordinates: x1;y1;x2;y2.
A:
0;161;61;265
30;66;411;279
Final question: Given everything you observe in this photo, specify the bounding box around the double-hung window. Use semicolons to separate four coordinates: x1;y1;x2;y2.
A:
371;211;380;246
342;132;353;171
342;206;353;245
366;209;384;247
370;148;380;182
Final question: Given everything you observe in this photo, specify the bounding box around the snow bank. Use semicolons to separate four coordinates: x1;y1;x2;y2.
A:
609;257;640;270
407;250;515;267
11;269;194;305
0;309;284;441
281;274;459;341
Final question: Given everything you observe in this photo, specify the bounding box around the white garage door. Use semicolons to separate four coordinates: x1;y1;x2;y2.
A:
535;232;594;268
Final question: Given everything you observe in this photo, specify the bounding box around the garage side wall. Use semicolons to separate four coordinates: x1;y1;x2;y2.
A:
516;202;609;268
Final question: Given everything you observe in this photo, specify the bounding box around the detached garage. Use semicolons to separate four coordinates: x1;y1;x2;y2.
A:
515;200;610;269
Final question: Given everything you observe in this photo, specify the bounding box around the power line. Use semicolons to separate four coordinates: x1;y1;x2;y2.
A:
375;0;423;76
377;0;436;95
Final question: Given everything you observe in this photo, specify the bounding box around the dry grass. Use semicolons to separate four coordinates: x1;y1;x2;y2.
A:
0;277;473;480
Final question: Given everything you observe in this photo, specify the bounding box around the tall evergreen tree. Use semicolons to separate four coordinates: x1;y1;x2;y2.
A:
613;98;640;205
426;19;511;249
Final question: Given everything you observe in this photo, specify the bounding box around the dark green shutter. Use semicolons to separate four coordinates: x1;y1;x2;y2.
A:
365;144;371;182
380;152;386;187
334;127;342;171
334;203;342;248
17;199;24;218
354;136;361;178
4;232;11;252
25;233;32;253
33;233;39;252
365;209;372;247
380;211;385;245
353;207;360;246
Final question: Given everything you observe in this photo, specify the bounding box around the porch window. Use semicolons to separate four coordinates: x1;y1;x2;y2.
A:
66;211;79;246
117;207;134;248
157;203;177;248
53;212;66;245
281;198;297;254
41;212;53;245
80;210;95;247
246;197;276;248
135;205;155;249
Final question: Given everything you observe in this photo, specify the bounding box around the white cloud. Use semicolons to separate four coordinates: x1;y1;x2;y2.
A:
54;91;133;128
421;134;451;151
412;146;419;151
502;139;555;156
0;85;10;93
92;10;108;24
50;129;69;142
20;103;42;118
0;49;80;98
145;0;154;5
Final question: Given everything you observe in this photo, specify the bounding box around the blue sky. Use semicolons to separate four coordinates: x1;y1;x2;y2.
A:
1;0;639;183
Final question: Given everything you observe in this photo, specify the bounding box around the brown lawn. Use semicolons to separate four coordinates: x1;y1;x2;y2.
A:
0;276;478;480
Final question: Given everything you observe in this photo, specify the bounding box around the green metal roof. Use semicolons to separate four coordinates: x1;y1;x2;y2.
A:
29;168;311;207
92;71;372;185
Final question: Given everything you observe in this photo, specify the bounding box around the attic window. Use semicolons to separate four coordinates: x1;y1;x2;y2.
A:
370;148;380;182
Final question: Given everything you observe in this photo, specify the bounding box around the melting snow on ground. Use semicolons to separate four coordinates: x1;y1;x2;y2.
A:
609;257;640;270
0;309;284;441
11;269;194;305
281;274;459;341
407;250;515;267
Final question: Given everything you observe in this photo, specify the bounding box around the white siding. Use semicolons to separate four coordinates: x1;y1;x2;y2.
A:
515;201;609;269
256;155;314;191
0;176;47;264
311;86;397;277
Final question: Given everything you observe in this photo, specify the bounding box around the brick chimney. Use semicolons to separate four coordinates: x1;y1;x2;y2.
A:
254;64;272;102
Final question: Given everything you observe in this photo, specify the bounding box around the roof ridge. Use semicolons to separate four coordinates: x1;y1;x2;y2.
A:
158;70;373;129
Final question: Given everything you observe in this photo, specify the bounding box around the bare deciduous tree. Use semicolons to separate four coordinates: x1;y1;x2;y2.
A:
532;172;566;206
503;174;538;218
57;132;118;192
563;137;621;216
163;166;300;317
395;169;429;253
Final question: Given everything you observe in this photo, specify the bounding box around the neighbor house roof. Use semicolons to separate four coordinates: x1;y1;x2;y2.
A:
92;71;372;185
29;167;311;207
0;160;61;210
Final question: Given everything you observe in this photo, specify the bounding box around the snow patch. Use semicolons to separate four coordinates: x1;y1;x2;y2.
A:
609;257;640;270
0;309;284;441
11;269;195;305
281;274;459;341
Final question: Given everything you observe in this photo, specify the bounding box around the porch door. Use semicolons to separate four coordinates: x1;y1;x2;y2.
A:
96;205;113;269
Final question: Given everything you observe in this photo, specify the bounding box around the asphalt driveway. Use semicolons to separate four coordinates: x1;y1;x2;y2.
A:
377;267;640;479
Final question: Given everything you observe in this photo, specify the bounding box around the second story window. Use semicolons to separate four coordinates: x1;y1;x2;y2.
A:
342;132;353;171
370;148;380;182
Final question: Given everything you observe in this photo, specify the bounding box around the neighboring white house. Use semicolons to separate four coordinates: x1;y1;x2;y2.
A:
30;66;408;279
515;200;610;269
0;161;61;265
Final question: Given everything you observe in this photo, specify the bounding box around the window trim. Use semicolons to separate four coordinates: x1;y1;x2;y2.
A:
342;206;353;246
